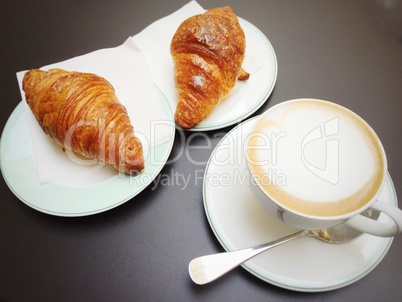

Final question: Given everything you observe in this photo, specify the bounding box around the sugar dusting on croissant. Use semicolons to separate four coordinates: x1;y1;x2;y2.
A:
170;6;249;129
22;68;144;175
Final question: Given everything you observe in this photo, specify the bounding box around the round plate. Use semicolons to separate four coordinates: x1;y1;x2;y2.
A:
0;89;175;217
203;117;396;292
190;18;278;131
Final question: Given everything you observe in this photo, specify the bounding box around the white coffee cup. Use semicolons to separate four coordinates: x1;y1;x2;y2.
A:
246;99;402;237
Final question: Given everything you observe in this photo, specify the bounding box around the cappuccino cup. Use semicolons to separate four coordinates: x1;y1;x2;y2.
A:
246;99;402;237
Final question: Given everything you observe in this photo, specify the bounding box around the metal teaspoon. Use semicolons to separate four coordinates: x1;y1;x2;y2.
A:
189;210;379;285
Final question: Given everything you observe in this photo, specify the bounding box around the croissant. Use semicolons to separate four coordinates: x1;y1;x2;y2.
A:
22;68;144;175
170;6;249;129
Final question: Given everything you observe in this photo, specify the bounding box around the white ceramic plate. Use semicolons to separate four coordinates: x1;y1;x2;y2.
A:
0;89;175;217
190;18;278;131
203;117;396;292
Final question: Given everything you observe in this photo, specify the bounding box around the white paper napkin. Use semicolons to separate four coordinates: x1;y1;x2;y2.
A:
130;1;205;110
16;35;172;183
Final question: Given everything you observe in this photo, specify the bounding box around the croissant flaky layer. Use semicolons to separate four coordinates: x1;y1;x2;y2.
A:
171;6;249;129
23;68;144;175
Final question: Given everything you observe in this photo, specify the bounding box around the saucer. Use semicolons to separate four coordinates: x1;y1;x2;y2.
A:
202;116;396;292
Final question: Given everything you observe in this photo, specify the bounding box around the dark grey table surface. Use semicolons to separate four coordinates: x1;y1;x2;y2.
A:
1;0;401;301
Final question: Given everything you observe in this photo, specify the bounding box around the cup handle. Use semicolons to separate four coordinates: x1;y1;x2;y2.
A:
346;200;402;237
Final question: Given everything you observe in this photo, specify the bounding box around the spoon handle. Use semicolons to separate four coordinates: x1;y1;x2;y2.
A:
189;230;308;285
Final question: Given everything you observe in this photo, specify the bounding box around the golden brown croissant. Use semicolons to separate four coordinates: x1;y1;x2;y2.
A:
22;68;144;175
170;6;249;129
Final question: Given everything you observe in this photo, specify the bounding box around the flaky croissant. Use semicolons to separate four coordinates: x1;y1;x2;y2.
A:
170;6;249;129
23;68;144;175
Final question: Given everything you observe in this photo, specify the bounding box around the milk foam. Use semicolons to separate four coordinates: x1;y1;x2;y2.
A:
247;100;385;217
